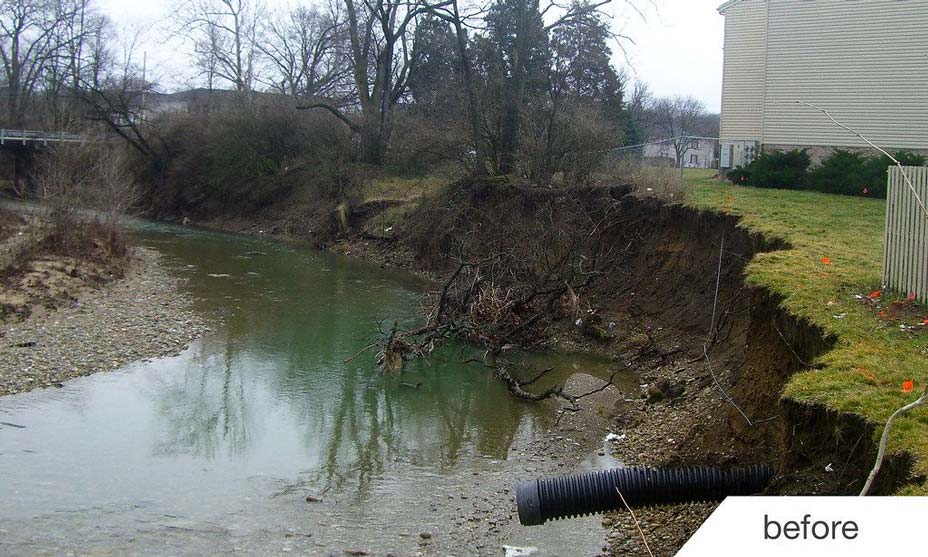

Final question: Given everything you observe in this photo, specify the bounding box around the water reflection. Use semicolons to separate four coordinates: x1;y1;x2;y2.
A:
151;335;252;459
0;223;626;554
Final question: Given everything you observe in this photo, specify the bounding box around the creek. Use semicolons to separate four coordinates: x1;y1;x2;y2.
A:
0;223;636;555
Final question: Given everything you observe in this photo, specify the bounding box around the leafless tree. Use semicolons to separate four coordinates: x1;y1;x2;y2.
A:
178;0;264;93
651;95;708;166
422;0;489;173
258;4;350;100
299;0;444;164
43;1;110;128
0;0;86;126
75;30;160;158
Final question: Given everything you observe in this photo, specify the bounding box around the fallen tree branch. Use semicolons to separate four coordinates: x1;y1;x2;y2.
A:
518;366;556;387
344;342;378;363
859;385;928;496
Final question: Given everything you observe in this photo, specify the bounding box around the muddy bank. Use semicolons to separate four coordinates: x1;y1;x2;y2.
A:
321;182;909;553
166;178;915;554
0;247;209;397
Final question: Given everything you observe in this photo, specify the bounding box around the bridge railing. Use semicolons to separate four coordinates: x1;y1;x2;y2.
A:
0;129;87;145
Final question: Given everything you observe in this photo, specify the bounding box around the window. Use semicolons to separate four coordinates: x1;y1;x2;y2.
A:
690;154;699;165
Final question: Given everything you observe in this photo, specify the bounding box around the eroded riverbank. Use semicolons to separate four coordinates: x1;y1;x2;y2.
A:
180;178;901;555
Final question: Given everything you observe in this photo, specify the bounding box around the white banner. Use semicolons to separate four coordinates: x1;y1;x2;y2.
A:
678;496;928;556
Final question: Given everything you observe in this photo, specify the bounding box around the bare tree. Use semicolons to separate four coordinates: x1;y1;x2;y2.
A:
299;0;442;165
258;4;350;99
43;0;110;128
423;0;489;173
0;0;85;126
178;0;264;93
76;30;159;158
651;95;708;166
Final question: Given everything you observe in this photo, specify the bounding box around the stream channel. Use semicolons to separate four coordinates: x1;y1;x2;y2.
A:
0;223;637;556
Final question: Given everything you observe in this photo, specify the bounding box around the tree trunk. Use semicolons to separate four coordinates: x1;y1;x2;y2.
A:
358;100;389;165
497;6;531;176
449;5;488;175
498;68;524;175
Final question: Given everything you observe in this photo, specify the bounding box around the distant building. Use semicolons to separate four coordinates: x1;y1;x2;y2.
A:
643;137;719;169
718;0;928;169
142;88;298;118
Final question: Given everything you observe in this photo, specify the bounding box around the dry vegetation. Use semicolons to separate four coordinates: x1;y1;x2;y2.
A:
1;145;138;325
600;158;687;200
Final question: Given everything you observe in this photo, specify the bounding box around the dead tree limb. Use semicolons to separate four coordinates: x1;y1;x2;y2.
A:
860;385;928;496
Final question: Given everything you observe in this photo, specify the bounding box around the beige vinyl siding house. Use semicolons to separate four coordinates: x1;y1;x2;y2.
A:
718;0;928;168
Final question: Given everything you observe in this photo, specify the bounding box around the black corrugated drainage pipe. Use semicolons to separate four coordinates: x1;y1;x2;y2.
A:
516;465;775;526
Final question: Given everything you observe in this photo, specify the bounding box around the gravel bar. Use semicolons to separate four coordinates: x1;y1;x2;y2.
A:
0;247;208;396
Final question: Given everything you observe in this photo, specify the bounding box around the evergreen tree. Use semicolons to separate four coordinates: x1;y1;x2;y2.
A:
550;2;624;120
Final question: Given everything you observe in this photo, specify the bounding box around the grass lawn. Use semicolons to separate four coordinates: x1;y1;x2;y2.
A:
684;169;928;494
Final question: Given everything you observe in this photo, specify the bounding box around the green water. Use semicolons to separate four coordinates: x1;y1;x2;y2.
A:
0;224;631;555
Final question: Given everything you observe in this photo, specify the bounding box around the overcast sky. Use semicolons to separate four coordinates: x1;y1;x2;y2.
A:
95;0;726;112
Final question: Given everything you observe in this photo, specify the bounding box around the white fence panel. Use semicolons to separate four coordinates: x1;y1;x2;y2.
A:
883;166;928;304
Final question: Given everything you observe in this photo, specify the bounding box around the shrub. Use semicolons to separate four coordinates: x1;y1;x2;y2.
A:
860;150;927;198
520;103;619;185
726;166;751;186
740;149;811;190
808;150;869;196
808;150;927;198
387;109;471;174
36;143;138;259
150;104;354;215
602;158;683;200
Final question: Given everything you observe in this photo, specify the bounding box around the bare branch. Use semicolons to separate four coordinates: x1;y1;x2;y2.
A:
860;386;928;496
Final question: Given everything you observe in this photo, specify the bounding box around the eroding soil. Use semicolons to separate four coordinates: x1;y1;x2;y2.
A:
338;179;918;554
171;177;921;554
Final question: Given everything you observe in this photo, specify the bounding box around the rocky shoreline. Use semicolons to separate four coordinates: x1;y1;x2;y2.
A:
0;247;209;397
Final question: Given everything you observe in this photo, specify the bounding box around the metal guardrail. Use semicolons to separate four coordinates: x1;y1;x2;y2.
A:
0;128;86;146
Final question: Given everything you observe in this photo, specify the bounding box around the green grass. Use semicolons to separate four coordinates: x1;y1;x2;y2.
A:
685;171;928;493
361;175;453;204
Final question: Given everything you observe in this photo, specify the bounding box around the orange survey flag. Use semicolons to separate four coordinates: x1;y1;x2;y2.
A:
902;380;914;393
821;257;831;265
870;291;882;299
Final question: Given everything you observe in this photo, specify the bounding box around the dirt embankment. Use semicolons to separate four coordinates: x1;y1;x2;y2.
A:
174;177;920;554
333;180;920;554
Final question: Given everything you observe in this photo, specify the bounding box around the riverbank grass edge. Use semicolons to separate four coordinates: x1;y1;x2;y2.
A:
685;169;928;494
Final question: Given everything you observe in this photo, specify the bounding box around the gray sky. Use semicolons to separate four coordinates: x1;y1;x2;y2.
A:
96;0;725;112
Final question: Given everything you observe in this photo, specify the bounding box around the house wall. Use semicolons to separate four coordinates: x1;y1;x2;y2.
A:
719;0;768;142
720;0;928;152
762;144;928;165
762;0;928;150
